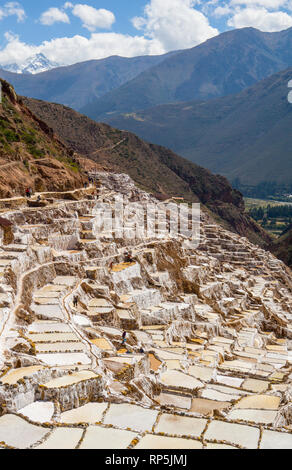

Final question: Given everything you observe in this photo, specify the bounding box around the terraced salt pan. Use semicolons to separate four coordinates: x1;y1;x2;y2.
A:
32;305;63;320
201;388;241;402
104;404;159;432
91;338;113;351
107;355;143;365
135;435;203;449
188;366;214;382
216;375;244;388
96;326;122;337
260;430;292;449
190;398;230;415
89;299;113;308
0;414;48;449
157;393;192;410
165;360;182;370
28;322;72;333
242;378;269;393
60;403;108;424
42;370;98;388
37;352;91;367
34;291;62;299
35;342;86;353
34;298;60;305
204;421;260;448
28;332;78;343
0;365;44;385
153;348;185;361
53;276;76;287
36;428;83;449
73;314;91;326
155;414;207;438
227;409;278;425
235;394;280;410
160;370;203;391
80;426;137;449
40;285;66;293
18;402;55;423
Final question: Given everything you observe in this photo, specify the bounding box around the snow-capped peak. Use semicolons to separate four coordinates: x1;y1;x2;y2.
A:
1;53;60;75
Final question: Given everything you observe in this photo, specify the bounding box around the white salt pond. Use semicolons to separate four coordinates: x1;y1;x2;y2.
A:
28;322;72;333
235;394;280;410
53;276;76;287
0;365;44;385
160;370;203;391
260;430;292;449
157;393;192;410
42;370;98;388
0;414;48;448
104;404;159;433
135;434;203;449
18;401;55;423
32;305;63;320
204;421;260;448
28;332;78;342
60;402;108;424
37;352;91;367
241;378;270;393
36;428;83;449
80;426;137;449
200;388;241;402
227;409;278;425
73;315;91;326
216;375;244;388
188;365;214;382
155;414;207;438
35;342;86;353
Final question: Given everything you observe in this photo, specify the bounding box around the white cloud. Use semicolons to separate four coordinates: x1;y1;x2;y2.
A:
70;4;115;32
132;0;218;50
0;2;25;23
228;6;292;30
40;7;70;26
0;31;164;67
230;0;289;8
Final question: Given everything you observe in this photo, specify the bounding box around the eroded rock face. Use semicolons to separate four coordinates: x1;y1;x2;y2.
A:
0;175;291;449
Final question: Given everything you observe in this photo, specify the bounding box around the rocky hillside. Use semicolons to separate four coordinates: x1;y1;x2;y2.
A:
0;79;88;198
24;96;271;248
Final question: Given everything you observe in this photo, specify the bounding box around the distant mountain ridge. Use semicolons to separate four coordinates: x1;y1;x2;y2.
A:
2;53;59;75
0;52;179;110
81;27;292;120
104;67;292;188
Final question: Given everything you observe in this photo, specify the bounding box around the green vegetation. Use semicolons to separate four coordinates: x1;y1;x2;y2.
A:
247;201;292;236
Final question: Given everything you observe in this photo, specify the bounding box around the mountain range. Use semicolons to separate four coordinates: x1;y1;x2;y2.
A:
82;27;292;121
0;52;178;110
104;67;292;188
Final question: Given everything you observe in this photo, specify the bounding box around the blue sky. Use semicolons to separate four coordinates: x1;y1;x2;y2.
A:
0;0;292;66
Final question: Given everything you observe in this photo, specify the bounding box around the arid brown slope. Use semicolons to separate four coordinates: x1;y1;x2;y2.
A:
0;79;87;198
24;96;271;248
